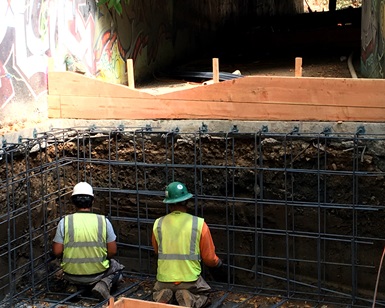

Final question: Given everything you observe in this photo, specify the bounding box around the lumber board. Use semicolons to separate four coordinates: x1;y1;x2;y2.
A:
48;71;154;99
57;95;385;121
47;71;385;122
110;297;179;307
159;76;385;107
47;96;61;118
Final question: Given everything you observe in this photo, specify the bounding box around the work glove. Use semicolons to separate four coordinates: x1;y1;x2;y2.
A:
48;250;62;261
207;259;228;283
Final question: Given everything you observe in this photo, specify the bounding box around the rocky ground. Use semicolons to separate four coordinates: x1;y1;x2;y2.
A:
23;273;343;308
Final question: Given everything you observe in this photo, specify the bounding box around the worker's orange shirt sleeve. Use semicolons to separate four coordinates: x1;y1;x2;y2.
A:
152;232;158;254
200;222;220;267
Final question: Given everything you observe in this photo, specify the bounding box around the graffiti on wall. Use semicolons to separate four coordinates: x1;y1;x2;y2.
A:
94;0;173;84
361;0;385;78
0;0;99;110
0;0;48;109
0;0;174;113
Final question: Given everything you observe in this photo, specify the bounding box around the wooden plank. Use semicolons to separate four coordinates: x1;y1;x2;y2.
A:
54;95;385;121
48;71;153;98
127;59;135;89
213;58;219;83
111;297;179;308
59;97;160;119
295;57;302;77
47;96;61;118
159;76;385;107
47;71;385;122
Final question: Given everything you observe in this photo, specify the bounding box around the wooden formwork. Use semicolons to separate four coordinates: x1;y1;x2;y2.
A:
108;297;182;308
47;65;385;122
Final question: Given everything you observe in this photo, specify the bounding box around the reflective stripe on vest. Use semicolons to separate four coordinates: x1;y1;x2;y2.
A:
62;213;109;275
157;215;200;260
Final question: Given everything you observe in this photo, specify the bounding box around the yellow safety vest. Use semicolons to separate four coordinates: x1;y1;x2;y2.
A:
153;211;204;282
62;213;109;275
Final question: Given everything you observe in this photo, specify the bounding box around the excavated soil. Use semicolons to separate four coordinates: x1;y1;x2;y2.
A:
2;129;384;307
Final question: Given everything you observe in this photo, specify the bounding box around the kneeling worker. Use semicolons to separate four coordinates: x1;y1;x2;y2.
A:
152;181;225;307
52;182;124;300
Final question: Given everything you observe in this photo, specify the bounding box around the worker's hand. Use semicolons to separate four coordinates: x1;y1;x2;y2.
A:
207;259;228;283
48;250;59;261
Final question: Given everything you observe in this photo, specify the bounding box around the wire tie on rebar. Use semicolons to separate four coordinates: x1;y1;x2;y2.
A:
199;122;208;133
33;128;38;138
356;125;365;135
322;126;332;136
261;125;268;133
291;126;300;135
2;136;6;148
172;127;180;133
145;124;152;131
18;135;22;143
89;124;96;132
117;124;125;132
230;125;239;133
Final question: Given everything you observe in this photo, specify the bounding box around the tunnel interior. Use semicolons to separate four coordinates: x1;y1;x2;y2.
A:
1;124;385;307
144;3;363;86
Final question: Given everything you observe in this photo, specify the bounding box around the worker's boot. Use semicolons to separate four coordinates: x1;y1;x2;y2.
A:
92;280;110;300
65;284;77;293
153;288;173;304
175;289;194;307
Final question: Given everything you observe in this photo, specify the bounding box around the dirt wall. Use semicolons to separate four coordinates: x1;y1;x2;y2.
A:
1;130;385;304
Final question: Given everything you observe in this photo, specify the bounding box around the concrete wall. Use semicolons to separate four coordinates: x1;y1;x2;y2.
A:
361;0;385;78
0;0;303;129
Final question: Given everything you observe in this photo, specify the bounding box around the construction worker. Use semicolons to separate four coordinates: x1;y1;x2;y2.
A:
52;182;124;300
152;181;225;307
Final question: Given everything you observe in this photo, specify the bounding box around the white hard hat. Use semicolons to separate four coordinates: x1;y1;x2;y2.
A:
72;182;94;197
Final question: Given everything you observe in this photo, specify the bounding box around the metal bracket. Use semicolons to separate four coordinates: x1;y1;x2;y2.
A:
356;125;365;135
230;125;239;133
199;122;208;133
322;126;332;136
291;126;300;135
261;125;269;133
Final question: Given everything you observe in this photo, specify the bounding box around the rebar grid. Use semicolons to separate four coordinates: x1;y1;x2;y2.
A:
1;126;385;307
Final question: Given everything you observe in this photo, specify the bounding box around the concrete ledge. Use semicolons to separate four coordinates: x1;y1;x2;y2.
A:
2;119;385;146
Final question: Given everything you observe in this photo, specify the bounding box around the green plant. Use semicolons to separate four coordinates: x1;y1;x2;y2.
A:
97;0;128;15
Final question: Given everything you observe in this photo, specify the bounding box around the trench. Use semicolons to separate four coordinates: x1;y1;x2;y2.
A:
1;124;385;307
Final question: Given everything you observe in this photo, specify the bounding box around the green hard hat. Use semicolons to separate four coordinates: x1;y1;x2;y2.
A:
163;182;193;204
